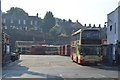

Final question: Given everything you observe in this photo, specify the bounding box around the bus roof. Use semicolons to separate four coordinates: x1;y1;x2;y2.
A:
71;29;81;36
71;28;100;36
82;28;100;31
31;44;60;47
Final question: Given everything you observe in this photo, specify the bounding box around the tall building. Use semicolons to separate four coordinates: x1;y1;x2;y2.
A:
107;5;120;44
107;3;120;65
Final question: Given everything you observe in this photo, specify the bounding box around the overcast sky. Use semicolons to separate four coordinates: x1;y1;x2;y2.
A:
1;0;120;27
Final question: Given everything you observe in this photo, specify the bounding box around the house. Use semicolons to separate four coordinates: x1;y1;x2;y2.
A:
107;4;120;65
2;12;42;31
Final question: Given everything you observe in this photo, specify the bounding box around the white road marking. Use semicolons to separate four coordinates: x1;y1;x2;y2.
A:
2;74;6;77
59;73;63;78
98;74;106;77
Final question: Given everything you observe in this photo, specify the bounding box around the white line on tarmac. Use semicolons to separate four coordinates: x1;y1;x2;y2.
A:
2;74;6;77
59;73;63;78
98;74;106;78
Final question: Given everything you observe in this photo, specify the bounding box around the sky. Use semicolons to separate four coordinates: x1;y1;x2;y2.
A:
1;0;120;27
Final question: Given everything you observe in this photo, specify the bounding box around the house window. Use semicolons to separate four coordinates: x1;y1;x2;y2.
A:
31;21;33;25
18;19;21;24
4;26;7;29
35;21;37;25
10;26;13;28
23;20;26;25
11;19;13;24
25;27;28;30
3;18;6;23
110;25;112;31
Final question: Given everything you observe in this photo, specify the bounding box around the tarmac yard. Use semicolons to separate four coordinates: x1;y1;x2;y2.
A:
2;55;119;79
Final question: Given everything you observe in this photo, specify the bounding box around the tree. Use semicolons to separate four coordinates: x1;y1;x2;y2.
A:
6;7;28;18
42;11;56;33
49;26;57;36
59;32;68;38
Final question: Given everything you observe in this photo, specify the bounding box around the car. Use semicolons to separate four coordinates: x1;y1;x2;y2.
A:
11;52;20;62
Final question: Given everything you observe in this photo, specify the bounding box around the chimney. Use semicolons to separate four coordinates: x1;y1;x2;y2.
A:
98;24;101;28
84;24;86;27
93;24;96;28
104;24;106;28
89;24;91;27
76;20;79;23
36;13;38;17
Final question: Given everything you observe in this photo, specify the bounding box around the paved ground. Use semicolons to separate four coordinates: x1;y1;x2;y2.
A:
2;55;119;79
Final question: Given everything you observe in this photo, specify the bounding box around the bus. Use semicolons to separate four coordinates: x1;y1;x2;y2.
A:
59;44;70;56
45;45;59;55
15;41;46;54
30;45;46;55
70;28;102;65
64;44;70;56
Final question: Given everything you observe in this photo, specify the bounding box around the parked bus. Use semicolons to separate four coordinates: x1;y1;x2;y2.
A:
59;45;63;55
15;41;46;54
59;44;70;56
30;45;46;55
45;45;59;55
65;44;70;56
70;28;102;65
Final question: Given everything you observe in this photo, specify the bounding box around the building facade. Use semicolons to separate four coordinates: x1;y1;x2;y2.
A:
2;13;42;31
107;6;120;44
107;4;120;65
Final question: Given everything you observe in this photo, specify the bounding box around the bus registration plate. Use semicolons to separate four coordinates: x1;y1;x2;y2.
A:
85;56;97;61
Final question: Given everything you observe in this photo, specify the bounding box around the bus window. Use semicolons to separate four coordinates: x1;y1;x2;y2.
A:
82;30;100;39
80;46;101;55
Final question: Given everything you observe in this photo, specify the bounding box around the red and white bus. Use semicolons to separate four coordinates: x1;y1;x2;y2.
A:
70;28;102;65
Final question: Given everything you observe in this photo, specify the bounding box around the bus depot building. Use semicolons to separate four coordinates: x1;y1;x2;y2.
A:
107;5;120;66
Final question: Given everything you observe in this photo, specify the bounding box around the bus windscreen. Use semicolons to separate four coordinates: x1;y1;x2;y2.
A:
80;46;101;55
82;30;100;39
